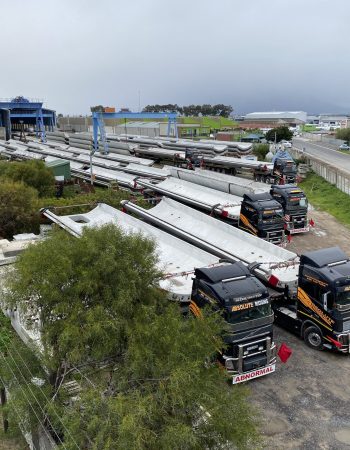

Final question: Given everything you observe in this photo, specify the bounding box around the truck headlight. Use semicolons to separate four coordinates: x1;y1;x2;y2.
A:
225;359;235;371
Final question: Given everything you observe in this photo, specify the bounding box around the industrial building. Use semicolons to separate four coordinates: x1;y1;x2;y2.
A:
0;96;56;140
58;116;211;138
109;121;209;138
306;114;350;130
243;111;307;128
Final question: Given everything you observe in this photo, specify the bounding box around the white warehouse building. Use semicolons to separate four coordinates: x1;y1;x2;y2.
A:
244;111;307;124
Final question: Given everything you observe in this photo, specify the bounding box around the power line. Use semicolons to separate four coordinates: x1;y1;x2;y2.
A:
0;350;63;448
0;334;86;449
0;374;26;435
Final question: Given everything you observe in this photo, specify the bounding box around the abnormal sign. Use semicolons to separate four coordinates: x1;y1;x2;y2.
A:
232;364;276;384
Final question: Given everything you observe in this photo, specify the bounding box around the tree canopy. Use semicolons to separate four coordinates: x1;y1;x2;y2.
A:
0;179;39;239
336;128;350;144
265;126;293;143
142;104;233;118
3;225;259;449
253;144;270;161
0;160;55;197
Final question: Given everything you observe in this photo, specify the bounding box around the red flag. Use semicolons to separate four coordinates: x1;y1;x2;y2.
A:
309;219;315;227
277;343;292;363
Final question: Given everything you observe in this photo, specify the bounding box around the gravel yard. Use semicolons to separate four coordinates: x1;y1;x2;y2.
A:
252;208;350;449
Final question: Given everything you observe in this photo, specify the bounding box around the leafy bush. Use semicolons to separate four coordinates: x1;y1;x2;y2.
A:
0;160;55;197
0;179;39;239
253;144;270;161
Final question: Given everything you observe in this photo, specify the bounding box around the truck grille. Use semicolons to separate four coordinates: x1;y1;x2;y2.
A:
291;215;307;229
266;230;284;244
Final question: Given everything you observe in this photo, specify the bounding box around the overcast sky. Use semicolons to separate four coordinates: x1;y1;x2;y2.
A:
1;0;349;115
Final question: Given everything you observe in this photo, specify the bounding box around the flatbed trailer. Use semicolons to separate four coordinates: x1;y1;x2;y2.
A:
137;177;243;221
42;203;219;300
134;146;186;162
202;154;297;184
136;177;285;244
168;167;309;234
121;197;298;292
202;155;274;176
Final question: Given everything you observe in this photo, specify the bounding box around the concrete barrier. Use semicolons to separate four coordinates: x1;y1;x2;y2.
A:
292;148;350;195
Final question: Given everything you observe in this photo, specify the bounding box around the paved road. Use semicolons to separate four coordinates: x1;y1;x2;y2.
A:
293;137;350;175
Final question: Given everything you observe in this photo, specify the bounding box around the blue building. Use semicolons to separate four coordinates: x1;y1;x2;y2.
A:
0;96;56;140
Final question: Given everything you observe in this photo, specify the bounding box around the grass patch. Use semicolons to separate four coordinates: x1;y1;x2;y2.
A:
181;116;237;129
300;172;350;228
302;125;317;132
338;149;350;155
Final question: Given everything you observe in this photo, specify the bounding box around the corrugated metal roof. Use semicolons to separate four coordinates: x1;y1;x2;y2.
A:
245;111;307;122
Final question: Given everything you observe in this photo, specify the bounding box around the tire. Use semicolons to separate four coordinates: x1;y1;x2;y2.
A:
304;326;323;350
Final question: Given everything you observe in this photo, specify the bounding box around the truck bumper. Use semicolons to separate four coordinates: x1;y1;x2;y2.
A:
224;337;277;383
288;226;310;234
232;363;276;384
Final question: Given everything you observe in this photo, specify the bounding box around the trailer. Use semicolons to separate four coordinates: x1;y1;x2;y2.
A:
202;151;297;184
42;203;277;382
134;146;186;162
168;167;309;234
122;198;350;353
136;177;285;244
121;197;298;291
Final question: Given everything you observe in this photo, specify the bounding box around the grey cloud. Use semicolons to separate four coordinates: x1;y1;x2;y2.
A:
0;0;349;114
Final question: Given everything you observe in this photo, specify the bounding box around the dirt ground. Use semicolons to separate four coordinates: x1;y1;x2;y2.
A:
251;207;350;449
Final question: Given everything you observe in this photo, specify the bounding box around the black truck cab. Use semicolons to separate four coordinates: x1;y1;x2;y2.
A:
274;247;350;352
239;192;285;244
270;184;309;234
273;158;297;184
191;262;276;382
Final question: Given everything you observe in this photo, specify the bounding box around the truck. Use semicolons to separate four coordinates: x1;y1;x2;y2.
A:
270;184;309;234
168;167;309;234
192;262;276;382
273;247;350;352
201;149;297;184
42;203;277;383
137;177;285;244
122;198;350;353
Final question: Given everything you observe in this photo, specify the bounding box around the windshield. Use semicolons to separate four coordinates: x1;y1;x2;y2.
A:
336;287;350;307
226;303;271;324
281;162;297;173
287;195;308;208
260;208;284;223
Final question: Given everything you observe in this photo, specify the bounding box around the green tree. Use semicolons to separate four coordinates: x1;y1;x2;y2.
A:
0;312;53;442
4;225;258;449
0;160;55;197
253;144;270;161
336;128;350;145
265;126;293;143
0;179;39;239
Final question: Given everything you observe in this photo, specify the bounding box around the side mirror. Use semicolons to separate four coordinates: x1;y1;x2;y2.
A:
322;291;331;311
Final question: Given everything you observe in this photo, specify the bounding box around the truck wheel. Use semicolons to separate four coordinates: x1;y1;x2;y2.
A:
303;326;323;350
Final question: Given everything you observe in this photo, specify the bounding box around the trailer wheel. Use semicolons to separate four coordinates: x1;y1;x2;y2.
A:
303;326;323;350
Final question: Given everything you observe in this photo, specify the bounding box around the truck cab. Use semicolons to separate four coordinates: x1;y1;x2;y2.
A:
273;247;350;353
191;262;276;383
239;192;285;245
270;184;309;234
273;158;297;184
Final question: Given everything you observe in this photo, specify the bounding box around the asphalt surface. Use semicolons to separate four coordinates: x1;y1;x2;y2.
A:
293;137;350;174
251;208;350;449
